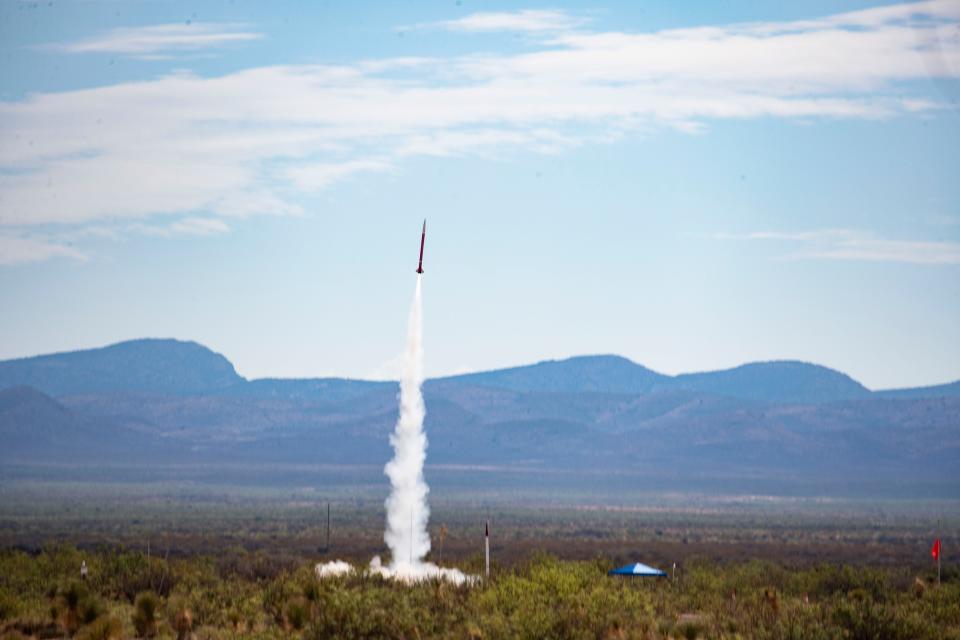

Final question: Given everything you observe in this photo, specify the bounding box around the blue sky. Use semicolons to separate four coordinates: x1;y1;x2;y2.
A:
1;0;958;389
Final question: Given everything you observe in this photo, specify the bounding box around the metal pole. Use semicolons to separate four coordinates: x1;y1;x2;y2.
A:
485;521;490;578
326;502;331;552
439;524;446;565
410;508;414;566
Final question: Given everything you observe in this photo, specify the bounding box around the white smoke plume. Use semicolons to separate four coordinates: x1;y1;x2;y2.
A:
380;275;472;584
384;275;430;567
318;275;472;585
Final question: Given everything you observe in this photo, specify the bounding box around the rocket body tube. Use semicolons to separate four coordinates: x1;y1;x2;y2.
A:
416;220;426;274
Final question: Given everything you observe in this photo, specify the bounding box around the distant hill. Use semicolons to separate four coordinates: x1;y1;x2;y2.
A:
437;355;668;394
436;356;874;404
0;385;80;442
672;361;871;404
0;339;243;396
0;385;158;461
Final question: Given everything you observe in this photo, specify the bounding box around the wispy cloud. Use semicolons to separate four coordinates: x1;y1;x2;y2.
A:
430;10;586;33
130;217;230;238
2;2;959;264
284;160;393;192
0;233;86;265
722;229;960;265
47;23;262;57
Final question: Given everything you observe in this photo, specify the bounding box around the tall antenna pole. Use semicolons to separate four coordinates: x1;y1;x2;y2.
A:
326;502;331;552
439;524;447;565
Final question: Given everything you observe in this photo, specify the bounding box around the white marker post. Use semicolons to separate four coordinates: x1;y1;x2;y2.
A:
485;521;490;578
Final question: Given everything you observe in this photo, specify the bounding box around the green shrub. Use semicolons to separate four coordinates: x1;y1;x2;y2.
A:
167;596;194;640
75;616;123;640
132;591;160;638
79;596;104;626
0;591;19;622
285;597;310;631
832;594;927;640
56;581;98;635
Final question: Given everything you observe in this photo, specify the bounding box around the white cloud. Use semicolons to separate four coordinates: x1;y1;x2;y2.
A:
48;23;263;57
0;234;86;265
130;217;230;238
431;10;586;33
738;0;960;34
285;160;393;192
397;128;578;158
727;229;960;265
2;2;959;264
170;217;230;236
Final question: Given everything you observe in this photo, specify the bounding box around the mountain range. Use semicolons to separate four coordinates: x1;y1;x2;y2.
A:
1;339;958;497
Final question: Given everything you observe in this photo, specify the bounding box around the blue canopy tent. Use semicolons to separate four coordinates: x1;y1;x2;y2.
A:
608;562;667;578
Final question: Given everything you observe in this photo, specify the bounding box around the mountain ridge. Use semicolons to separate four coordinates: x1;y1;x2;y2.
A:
1;340;957;496
2;339;958;403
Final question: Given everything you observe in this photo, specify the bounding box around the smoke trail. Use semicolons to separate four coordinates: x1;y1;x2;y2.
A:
317;275;472;585
383;275;431;568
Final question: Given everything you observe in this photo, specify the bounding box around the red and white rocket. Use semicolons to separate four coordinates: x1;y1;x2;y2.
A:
416;220;426;274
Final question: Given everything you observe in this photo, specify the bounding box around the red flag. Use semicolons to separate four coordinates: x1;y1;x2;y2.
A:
931;538;941;560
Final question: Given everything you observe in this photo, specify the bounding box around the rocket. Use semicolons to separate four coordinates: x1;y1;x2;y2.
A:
416;220;426;274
